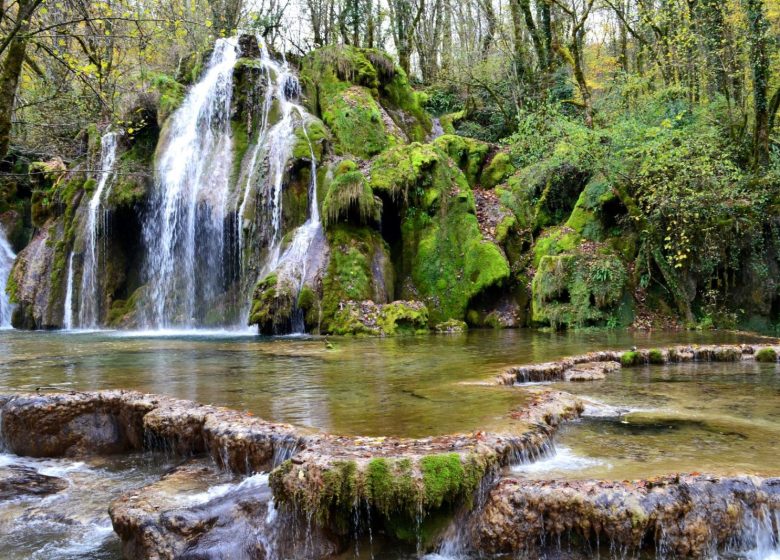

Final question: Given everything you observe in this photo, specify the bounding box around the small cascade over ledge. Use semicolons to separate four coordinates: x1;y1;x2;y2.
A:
0;226;15;328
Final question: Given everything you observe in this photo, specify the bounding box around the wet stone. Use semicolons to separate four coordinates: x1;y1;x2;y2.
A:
0;464;67;500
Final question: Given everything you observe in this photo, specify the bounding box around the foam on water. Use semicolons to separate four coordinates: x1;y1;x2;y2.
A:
511;445;609;475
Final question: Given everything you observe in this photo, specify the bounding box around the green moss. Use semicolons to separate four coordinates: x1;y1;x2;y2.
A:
375;301;429;335
432;134;490;187
300;45;429;158
481;152;514;189
621;351;643;367
532;227;581;267
420;453;465;509
433;319;467;332
369;143;440;201
565;176;622;242
755;347;777;362
322;160;381;227
439;111;465;134
293;117;329;161
5;269;18;303
151;73;186;123
321;225;392;332
531;247;628;329
230;120;250;185
500;161;590;232
249;273;298;334
648;349;665;364
370;144;509;324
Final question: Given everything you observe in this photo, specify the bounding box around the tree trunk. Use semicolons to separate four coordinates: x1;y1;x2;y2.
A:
744;0;770;167
0;0;32;165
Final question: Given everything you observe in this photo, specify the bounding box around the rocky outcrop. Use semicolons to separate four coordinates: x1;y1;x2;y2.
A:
469;475;780;558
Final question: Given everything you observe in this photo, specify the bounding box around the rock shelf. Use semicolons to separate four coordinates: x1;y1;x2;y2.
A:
496;343;780;385
0;388;582;551
469;475;780;557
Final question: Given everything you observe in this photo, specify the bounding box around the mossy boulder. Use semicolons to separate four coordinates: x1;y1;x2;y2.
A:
300;46;429;159
321;225;394;331
249;273;299;335
321;160;381;228
328;300;429;336
481;152;515;189
532;243;629;329
432;134;490;187
755;347;777;363
269;451;488;540
369;143;510;324
498;161;591;232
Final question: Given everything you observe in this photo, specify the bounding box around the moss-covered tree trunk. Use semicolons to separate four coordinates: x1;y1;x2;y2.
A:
0;0;34;165
744;0;770;168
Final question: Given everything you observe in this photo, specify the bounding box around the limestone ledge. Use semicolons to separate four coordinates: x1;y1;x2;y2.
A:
469;474;780;558
496;343;780;385
0;388;582;539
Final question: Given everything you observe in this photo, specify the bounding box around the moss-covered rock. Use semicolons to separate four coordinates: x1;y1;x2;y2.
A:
532;243;629;329
481;152;515;189
151;74;186;125
432;134;490;187
300;45;429;159
755;347;777;363
249;273;299;335
328;300;428;336
498;161;591;232
369;143;510;324
321;224;394;330
321;160;381;228
269;451;489;540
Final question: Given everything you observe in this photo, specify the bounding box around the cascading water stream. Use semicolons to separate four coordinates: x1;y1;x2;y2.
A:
235;41;323;329
78;131;119;328
0;227;16;328
272;113;324;333
63;252;75;330
141;37;238;329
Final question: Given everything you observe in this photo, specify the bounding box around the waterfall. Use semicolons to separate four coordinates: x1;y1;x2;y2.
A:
78;131;119;328
272;115;324;333
0;227;15;328
63;252;75;330
234;41;323;329
141;38;238;328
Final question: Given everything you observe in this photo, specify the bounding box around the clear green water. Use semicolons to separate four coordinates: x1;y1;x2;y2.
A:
533;360;780;479
0;329;757;438
0;329;777;559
